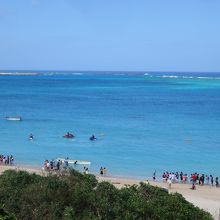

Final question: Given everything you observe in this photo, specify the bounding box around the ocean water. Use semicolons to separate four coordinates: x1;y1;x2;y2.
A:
0;71;220;179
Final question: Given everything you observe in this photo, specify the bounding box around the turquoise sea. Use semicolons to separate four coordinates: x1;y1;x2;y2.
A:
0;71;220;179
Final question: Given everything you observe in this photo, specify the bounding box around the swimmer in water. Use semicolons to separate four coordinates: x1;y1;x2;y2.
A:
29;133;34;140
89;135;97;141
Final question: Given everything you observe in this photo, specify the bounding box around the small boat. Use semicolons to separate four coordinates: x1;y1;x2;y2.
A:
63;132;74;139
6;116;22;121
56;158;91;165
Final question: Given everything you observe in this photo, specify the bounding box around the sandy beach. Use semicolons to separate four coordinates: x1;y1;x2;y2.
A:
0;165;219;219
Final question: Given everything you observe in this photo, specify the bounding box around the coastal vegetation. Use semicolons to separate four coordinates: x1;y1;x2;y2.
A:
0;169;212;220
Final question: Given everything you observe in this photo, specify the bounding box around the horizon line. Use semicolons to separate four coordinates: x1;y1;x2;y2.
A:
0;69;220;74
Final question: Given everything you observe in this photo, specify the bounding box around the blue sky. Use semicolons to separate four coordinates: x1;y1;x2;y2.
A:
0;0;219;72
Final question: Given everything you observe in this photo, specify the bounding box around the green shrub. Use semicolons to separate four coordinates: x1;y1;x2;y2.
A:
0;204;15;220
0;169;213;220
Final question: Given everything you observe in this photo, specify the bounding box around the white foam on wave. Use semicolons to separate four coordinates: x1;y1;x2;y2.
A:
182;76;194;79
196;76;220;79
161;75;179;78
42;72;85;76
42;73;55;76
114;73;125;76
0;72;39;76
154;75;220;80
72;72;84;75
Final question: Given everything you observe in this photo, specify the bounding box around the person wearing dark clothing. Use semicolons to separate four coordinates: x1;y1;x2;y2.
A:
100;167;103;175
210;175;214;186
90;135;97;141
216;177;219;187
56;161;60;170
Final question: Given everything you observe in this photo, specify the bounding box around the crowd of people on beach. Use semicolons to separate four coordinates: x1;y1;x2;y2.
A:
161;171;219;189
0;155;14;165
43;159;68;171
43;159;108;177
43;159;90;175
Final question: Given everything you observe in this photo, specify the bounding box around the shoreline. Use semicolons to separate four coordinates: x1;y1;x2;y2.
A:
0;164;219;219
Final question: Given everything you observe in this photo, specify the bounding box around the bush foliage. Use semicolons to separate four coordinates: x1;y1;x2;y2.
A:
0;169;212;220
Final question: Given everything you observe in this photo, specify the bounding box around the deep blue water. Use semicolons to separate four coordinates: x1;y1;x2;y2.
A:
0;71;220;179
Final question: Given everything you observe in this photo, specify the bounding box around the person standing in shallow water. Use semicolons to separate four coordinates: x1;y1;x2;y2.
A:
100;167;103;175
205;175;210;185
216;177;219;187
103;167;107;176
153;170;156;181
210;175;214;186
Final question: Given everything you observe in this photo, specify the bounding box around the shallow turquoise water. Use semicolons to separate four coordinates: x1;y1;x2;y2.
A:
0;72;220;179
